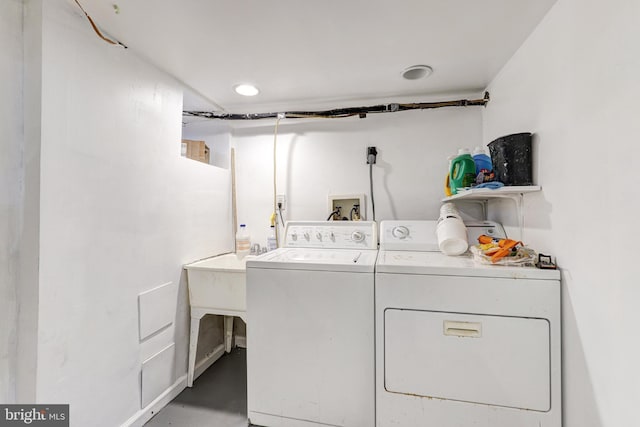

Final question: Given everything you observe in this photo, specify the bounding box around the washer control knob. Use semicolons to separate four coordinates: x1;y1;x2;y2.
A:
392;226;410;239
330;232;335;241
291;232;298;241
351;231;365;242
316;232;323;241
303;232;310;241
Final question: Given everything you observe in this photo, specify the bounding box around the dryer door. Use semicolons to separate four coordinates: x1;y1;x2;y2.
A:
384;309;550;411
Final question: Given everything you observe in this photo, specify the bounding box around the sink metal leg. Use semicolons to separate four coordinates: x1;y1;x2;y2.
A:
224;316;234;353
187;315;201;387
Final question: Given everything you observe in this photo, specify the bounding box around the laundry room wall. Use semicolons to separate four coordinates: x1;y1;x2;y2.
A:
16;0;44;403
232;105;483;246
0;0;23;404
482;0;639;426
23;1;232;425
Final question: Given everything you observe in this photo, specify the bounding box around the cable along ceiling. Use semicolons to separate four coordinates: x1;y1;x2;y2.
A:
183;92;491;121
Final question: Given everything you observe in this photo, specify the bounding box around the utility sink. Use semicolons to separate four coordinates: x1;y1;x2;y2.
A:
183;252;254;387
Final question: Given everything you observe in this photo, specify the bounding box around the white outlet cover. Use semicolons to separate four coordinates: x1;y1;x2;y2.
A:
276;194;286;210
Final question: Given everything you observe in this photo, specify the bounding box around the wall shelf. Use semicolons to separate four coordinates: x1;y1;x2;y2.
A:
442;186;541;240
441;185;541;202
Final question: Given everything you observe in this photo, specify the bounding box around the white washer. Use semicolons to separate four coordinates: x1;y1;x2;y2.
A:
246;221;378;427
376;220;561;427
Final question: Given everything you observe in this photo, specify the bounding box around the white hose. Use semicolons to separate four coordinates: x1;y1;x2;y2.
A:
273;118;281;246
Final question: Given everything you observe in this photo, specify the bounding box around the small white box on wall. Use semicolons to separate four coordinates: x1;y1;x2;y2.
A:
138;282;177;341
141;343;176;408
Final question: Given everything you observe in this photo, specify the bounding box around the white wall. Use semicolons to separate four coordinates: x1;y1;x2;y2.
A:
17;0;45;404
25;1;232;425
0;0;23;404
232;106;483;246
483;1;640;426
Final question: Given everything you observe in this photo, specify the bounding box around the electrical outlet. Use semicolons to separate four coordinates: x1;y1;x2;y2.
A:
276;194;286;211
367;146;377;164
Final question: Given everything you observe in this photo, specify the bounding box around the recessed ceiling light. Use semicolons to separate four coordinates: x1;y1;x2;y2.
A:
402;65;433;80
234;84;260;96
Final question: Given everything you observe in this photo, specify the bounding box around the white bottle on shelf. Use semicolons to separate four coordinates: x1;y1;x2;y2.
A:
236;224;251;259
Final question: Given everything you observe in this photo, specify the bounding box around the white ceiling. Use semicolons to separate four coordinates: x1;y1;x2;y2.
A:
79;0;557;113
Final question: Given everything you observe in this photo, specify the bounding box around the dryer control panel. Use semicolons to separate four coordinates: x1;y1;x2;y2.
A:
380;220;507;252
283;221;378;249
380;221;440;251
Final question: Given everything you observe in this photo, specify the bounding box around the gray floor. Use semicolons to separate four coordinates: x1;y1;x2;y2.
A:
145;348;248;427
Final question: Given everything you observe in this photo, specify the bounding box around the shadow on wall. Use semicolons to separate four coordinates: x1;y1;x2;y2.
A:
531;133;540;189
376;157;398;220
284;134;300;217
561;269;604;427
173;268;191;375
483;191;553;240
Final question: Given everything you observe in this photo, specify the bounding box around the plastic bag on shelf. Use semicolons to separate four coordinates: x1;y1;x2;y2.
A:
470;242;537;267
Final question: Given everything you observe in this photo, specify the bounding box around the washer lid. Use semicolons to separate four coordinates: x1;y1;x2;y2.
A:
247;248;378;273
376;250;560;280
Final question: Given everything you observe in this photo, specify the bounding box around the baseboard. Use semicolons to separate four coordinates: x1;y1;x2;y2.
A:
121;374;187;427
235;335;247;348
194;343;225;381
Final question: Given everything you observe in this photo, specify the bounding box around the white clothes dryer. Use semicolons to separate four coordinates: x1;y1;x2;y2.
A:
376;220;561;427
246;221;378;427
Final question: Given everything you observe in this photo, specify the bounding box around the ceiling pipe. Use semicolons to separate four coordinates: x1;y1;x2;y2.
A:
183;92;490;121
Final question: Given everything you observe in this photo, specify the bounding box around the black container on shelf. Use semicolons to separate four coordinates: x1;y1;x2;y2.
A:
487;132;533;185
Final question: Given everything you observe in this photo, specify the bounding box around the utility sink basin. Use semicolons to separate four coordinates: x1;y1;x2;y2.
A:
183;252;255;387
184;253;254;313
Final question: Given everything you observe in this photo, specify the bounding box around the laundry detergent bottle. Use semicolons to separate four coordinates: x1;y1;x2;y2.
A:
449;149;476;194
472;146;493;175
